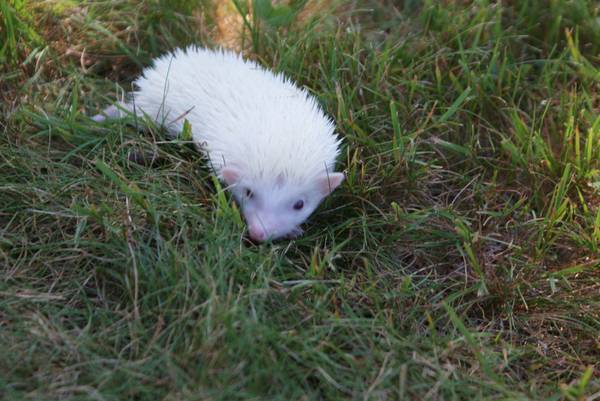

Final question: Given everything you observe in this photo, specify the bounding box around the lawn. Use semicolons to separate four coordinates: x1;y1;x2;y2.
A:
1;0;599;400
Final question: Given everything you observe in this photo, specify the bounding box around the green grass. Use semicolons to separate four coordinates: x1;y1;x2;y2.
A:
1;0;599;400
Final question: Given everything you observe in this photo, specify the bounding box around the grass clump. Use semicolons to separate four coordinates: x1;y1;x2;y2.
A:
1;0;599;400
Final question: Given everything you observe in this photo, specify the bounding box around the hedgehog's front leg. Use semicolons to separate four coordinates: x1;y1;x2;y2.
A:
92;102;131;122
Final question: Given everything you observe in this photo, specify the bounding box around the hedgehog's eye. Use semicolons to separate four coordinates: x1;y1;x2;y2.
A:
245;188;254;199
293;200;304;211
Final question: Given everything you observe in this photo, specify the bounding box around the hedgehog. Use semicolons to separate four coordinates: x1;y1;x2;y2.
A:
94;46;344;242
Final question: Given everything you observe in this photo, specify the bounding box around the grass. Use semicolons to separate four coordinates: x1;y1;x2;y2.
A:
1;0;599;399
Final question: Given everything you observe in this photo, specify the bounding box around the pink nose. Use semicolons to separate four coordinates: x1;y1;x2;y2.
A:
248;226;267;242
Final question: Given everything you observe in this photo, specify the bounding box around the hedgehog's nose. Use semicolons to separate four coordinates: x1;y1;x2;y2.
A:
248;225;267;242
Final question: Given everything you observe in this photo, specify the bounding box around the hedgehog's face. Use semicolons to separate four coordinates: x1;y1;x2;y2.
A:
221;167;344;242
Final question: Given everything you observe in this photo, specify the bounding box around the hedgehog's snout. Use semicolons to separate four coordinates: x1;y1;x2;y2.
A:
245;211;291;242
248;224;267;242
246;213;277;242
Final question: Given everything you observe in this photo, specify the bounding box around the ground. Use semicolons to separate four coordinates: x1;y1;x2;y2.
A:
1;0;599;400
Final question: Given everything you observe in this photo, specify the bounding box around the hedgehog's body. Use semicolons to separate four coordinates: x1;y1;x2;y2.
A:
96;47;344;241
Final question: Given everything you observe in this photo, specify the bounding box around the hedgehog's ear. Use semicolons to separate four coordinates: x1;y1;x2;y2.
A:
316;172;344;196
221;166;242;186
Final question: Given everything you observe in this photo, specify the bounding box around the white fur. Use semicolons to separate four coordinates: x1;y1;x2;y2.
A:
98;46;344;241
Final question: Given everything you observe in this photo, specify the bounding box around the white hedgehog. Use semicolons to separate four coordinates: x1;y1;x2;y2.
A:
94;47;344;242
